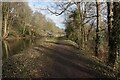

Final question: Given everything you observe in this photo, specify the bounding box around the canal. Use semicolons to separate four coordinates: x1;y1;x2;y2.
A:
2;37;47;60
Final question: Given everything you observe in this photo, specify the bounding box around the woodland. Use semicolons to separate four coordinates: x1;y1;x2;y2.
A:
1;1;120;78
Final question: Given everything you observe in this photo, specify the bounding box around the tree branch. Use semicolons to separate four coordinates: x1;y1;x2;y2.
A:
47;2;73;16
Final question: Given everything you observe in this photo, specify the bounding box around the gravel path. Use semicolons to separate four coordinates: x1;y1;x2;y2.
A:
2;40;109;78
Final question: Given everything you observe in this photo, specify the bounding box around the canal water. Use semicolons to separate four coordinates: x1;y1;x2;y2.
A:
2;37;47;60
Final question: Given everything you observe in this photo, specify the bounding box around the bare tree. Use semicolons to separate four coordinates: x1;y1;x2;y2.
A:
107;1;113;47
108;2;120;70
95;0;101;56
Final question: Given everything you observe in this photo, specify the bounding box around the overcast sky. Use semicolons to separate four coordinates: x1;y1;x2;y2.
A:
28;0;65;29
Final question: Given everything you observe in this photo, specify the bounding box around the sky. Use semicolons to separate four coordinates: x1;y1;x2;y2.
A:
28;0;65;29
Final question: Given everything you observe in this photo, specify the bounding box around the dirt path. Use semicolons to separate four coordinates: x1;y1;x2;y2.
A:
3;40;110;78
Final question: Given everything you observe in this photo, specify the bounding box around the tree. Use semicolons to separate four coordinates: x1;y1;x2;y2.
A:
0;2;2;39
48;2;97;49
108;2;120;70
2;2;33;38
2;2;11;38
65;9;83;47
107;1;113;47
95;0;101;56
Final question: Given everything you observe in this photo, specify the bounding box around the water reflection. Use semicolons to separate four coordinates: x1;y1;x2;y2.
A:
2;37;46;60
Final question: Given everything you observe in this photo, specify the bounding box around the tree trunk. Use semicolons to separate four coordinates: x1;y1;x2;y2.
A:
107;1;113;47
76;2;85;49
108;2;120;70
22;26;26;35
76;2;81;48
0;3;2;40
95;0;101;57
3;15;8;39
107;1;114;65
3;41;9;58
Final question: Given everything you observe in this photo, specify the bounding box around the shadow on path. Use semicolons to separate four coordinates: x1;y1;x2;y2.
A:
3;40;111;78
